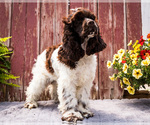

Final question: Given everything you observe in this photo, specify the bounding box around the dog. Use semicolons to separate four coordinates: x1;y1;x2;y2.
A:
24;8;106;122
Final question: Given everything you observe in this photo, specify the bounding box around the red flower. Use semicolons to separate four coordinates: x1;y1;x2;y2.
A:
122;60;126;64
139;36;145;46
147;33;150;39
140;50;150;60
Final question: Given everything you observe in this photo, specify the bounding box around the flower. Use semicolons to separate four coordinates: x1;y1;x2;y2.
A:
132;69;143;79
130;54;137;60
141;60;150;66
134;44;141;53
122;60;126;64
127;86;135;95
113;54;120;60
140;50;150;60
120;80;123;88
129;50;134;54
139;36;145;46
123;63;128;73
109;74;116;81
123;77;130;85
132;59;137;65
128;40;132;46
107;61;112;69
133;40;139;48
118;49;125;56
147;33;150;39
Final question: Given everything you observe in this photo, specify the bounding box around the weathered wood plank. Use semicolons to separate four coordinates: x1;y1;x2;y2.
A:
0;2;12;101
40;1;55;52
70;0;84;9
23;3;40;100
55;1;68;45
98;2;113;99
126;2;142;42
10;2;26;101
112;2;124;99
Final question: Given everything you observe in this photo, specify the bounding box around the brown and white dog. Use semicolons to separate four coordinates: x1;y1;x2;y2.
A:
24;8;106;122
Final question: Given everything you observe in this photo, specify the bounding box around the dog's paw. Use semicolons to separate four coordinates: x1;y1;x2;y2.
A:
81;111;94;118
24;102;38;109
62;109;84;123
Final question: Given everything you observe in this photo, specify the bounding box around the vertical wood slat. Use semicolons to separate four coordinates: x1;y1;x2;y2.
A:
98;2;113;99
55;1;68;45
70;0;84;9
0;2;12;101
112;1;124;99
40;1;55;52
126;2;142;42
24;3;40;100
10;2;26;101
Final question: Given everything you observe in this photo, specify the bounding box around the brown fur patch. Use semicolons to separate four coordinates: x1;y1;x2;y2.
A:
58;47;77;69
46;43;62;73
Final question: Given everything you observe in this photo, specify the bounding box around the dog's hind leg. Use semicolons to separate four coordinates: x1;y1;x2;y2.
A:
48;81;59;103
24;50;50;109
24;73;48;109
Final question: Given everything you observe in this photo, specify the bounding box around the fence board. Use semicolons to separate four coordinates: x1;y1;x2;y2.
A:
98;2;113;99
23;3;40;100
70;0;84;9
10;2;26;101
40;1;55;52
112;2;124;99
55;1;68;45
126;2;142;42
0;2;12;101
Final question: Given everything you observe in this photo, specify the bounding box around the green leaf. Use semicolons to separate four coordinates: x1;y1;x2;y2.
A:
0;79;20;87
0;36;12;42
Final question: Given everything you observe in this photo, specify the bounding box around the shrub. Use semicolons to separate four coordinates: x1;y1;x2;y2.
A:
107;33;150;95
0;37;19;87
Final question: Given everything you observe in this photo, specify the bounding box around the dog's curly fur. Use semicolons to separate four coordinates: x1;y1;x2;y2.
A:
24;8;106;122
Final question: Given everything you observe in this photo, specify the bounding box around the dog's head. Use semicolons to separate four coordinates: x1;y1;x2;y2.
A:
62;8;107;62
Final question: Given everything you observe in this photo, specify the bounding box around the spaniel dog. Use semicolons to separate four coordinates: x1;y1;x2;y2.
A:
24;8;106;122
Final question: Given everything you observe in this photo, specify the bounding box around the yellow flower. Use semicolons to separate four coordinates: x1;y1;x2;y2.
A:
118;49;125;57
123;63;128;73
123;77;130;85
113;54;120;60
130;54;136;60
120;80;123;88
146;56;150;61
107;61;112;69
141;60;150;66
119;56;123;63
113;59;116;64
128;40;132;46
109;74;116;81
129;50;134;54
133;40;139;48
132;69;143;79
134;45;141;53
132;59;137;65
127;86;135;95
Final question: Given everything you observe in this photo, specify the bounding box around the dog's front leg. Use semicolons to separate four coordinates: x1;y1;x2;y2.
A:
57;78;84;122
77;84;94;118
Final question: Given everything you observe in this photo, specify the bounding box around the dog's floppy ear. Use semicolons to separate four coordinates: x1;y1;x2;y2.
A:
60;25;85;62
86;30;107;56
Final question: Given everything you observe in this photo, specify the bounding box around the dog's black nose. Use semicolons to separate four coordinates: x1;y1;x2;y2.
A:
87;20;94;26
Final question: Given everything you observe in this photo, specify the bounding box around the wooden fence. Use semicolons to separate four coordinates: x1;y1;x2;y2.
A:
0;0;142;101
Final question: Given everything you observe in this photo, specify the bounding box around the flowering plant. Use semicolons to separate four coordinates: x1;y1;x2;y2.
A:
107;33;150;95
